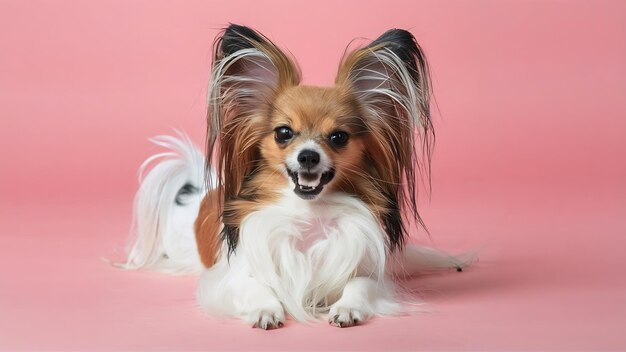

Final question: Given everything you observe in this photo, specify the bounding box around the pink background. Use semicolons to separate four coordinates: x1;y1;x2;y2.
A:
1;0;625;350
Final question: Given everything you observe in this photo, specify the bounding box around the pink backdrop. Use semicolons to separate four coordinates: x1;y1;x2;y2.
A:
1;0;625;350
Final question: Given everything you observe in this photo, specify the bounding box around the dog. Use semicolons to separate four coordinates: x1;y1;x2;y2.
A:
121;24;473;329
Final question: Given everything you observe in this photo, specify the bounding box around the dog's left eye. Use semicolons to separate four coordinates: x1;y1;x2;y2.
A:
329;131;349;147
274;126;294;144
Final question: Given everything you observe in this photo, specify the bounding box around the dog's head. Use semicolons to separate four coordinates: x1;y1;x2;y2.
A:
208;24;433;249
260;85;364;200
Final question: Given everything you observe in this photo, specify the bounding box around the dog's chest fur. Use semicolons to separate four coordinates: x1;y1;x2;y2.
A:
236;191;387;318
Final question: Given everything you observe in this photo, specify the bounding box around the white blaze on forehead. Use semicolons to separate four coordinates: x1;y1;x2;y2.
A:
286;140;332;172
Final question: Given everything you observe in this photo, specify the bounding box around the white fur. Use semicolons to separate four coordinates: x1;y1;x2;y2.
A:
124;135;474;326
351;47;429;132
197;190;399;324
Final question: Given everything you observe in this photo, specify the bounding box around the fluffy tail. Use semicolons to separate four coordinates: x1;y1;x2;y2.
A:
389;245;478;278
118;132;209;275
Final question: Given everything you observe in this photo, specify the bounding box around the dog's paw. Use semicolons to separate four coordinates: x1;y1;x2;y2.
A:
328;306;365;328
249;309;285;330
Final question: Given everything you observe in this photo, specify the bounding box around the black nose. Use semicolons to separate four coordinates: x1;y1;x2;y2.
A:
297;149;320;169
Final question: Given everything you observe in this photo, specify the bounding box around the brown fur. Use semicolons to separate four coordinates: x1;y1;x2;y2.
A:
194;188;222;267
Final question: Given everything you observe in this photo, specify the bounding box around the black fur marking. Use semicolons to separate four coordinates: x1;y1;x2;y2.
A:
381;198;406;252
174;183;199;206
368;29;426;91
221;223;239;258
220;24;265;57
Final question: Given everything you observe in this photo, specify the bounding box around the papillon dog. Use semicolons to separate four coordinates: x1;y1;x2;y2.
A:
121;24;473;329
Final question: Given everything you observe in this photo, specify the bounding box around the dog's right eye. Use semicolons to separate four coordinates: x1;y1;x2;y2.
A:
274;126;294;144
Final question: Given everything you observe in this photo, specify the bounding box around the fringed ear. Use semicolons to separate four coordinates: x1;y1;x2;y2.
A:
207;24;300;201
336;29;434;251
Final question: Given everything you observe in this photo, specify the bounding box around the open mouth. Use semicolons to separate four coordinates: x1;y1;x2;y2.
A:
287;168;335;200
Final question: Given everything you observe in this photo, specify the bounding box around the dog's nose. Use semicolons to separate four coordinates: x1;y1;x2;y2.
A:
297;149;320;169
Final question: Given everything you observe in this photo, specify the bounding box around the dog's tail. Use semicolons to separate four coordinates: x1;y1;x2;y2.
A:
118;132;211;275
389;245;478;278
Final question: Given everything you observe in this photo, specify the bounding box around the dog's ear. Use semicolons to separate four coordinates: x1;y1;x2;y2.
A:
207;24;300;200
336;29;434;250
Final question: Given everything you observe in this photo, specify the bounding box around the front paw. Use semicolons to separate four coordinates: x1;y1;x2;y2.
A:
328;306;366;328
248;308;285;330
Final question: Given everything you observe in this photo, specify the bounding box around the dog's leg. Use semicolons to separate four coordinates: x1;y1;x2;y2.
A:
233;275;285;330
328;277;376;327
197;258;285;330
328;276;400;328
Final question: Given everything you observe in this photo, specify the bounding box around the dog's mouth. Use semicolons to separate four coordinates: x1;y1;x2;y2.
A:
287;168;335;200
